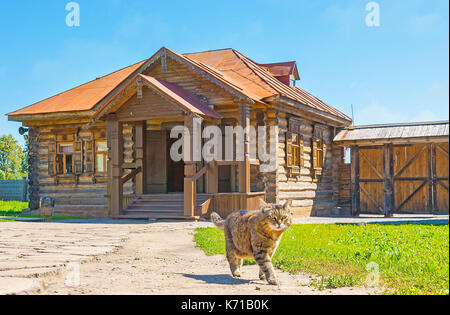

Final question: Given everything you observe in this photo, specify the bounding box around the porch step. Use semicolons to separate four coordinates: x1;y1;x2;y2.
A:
121;194;212;220
113;214;201;221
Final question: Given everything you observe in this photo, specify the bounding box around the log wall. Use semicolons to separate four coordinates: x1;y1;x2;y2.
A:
29;123;136;218
271;111;339;217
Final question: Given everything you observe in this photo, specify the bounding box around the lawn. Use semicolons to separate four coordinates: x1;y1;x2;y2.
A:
194;224;449;295
0;200;88;221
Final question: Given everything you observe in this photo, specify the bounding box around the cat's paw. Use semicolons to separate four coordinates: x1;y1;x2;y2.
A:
267;278;280;286
259;273;266;281
232;271;242;278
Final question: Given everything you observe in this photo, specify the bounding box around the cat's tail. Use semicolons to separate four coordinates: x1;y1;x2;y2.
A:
210;212;225;231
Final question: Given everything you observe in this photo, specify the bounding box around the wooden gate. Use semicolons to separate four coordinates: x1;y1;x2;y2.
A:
359;146;384;214
352;143;449;215
435;143;449;212
393;144;431;213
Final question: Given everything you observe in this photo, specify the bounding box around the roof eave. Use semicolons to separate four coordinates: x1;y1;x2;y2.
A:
7;110;94;123
334;136;449;146
265;95;352;127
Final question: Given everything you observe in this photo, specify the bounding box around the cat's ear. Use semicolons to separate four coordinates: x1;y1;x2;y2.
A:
259;199;268;210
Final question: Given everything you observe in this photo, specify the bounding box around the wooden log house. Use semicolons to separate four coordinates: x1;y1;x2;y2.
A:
8;47;355;219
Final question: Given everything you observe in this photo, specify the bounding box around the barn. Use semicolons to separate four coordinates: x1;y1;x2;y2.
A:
334;121;449;216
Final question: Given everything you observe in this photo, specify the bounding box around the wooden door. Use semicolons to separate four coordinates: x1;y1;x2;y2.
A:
218;165;232;193
435;143;449;213
167;133;184;193
146;131;167;193
393;144;430;213
359;147;385;214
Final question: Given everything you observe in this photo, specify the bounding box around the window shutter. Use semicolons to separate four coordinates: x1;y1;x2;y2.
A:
322;142;327;167
312;140;318;169
300;136;305;168
74;139;83;175
48;139;56;176
85;139;95;174
286;132;293;167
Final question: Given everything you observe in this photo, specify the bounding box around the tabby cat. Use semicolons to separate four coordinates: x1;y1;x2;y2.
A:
210;199;293;286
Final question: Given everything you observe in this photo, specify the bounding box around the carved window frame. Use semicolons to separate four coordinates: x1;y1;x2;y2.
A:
313;124;327;178
286;118;305;176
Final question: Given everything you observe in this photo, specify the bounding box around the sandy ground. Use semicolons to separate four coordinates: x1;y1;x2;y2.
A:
2;214;447;295
0;221;378;295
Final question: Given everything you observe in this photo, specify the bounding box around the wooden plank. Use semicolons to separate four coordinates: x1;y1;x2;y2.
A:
238;102;251;194
436;144;449;158
108;120;123;216
383;144;394;217
135;121;146;195
351;146;360;216
360;184;384;213
360;150;383;179
121;167;142;185
396;181;428;211
184;115;196;217
394;145;426;178
429;144;436;213
437;180;449;192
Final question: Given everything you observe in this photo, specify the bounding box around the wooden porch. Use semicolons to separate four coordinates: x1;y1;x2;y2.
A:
99;74;265;220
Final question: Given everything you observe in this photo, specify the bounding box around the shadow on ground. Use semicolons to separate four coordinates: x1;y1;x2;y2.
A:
182;273;251;285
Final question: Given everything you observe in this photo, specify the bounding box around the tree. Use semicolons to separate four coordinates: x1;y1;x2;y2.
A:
0;134;27;180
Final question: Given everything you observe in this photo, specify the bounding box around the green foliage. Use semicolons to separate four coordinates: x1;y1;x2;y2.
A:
0;134;27;180
0;201;88;221
195;224;449;295
0;200;28;216
311;275;360;291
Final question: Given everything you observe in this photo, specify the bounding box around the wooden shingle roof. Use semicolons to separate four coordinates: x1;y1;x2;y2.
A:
334;121;450;144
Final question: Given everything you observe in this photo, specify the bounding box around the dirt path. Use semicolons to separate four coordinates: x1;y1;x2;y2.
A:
30;221;375;295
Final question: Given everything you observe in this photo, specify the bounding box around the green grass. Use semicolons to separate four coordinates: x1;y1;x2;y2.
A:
0;200;29;216
0;200;88;221
194;224;449;295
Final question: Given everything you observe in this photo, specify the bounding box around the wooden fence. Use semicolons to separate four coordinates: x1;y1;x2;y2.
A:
0;178;28;202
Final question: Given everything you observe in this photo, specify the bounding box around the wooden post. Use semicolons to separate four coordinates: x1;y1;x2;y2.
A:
108;118;123;217
383;144;394;217
238;102;251;194
135;121;146;195
351;146;360;216
205;120;218;194
429;144;437;214
264;109;279;204
206;161;219;194
184;115;197;217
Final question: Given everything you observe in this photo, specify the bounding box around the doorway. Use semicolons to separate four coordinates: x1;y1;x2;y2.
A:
167;133;185;193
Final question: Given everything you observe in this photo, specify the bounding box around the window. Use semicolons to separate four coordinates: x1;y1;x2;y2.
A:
344;147;351;164
312;125;327;177
95;141;108;173
286;132;304;175
57;143;74;174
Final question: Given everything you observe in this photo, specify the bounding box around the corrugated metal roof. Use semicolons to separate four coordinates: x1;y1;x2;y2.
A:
334;121;450;142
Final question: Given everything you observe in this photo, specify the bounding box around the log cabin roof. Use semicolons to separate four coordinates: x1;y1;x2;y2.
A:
334;121;450;144
92;74;223;121
8;47;351;123
7;60;147;116
258;61;300;80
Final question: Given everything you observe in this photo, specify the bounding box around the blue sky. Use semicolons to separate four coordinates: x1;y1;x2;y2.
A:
1;0;448;146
